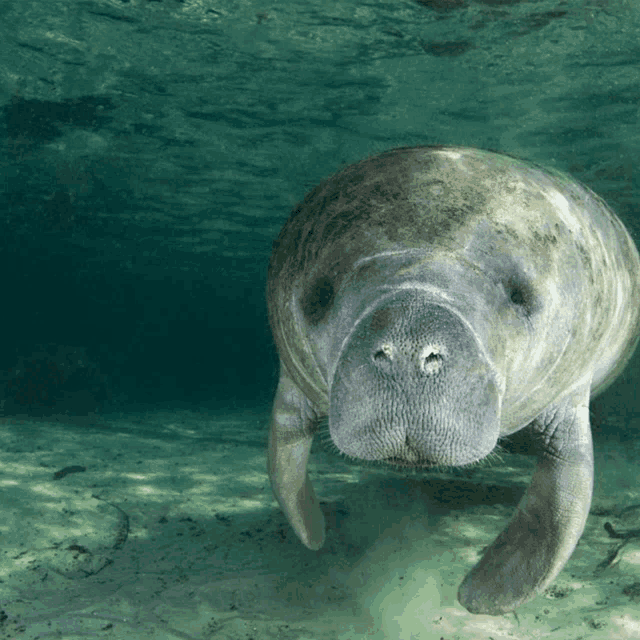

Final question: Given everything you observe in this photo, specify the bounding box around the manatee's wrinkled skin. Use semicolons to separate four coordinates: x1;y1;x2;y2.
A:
266;146;640;615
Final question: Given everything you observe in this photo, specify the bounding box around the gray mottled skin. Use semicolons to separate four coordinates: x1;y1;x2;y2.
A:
266;146;640;615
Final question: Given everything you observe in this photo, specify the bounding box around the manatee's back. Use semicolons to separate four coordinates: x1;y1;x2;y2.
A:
267;146;640;416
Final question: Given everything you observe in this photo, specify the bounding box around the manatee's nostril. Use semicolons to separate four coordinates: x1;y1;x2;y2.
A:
421;349;443;375
373;343;393;364
372;344;394;373
372;343;443;374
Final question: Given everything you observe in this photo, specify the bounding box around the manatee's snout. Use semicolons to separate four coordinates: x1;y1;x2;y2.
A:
329;292;502;467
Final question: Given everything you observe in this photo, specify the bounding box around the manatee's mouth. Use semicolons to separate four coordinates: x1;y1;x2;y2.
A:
384;456;437;469
384;448;489;469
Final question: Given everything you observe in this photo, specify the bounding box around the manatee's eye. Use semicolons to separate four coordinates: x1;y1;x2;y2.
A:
301;276;335;324
509;287;525;306
503;275;537;316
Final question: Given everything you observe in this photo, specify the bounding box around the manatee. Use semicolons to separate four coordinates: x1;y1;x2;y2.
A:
265;145;640;615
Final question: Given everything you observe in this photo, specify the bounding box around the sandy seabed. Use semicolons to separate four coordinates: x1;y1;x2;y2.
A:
0;406;639;640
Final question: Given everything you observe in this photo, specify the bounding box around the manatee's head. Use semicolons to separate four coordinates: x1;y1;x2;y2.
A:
329;290;502;468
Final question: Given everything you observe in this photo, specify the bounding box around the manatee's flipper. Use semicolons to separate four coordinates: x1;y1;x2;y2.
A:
457;382;594;615
267;369;325;550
